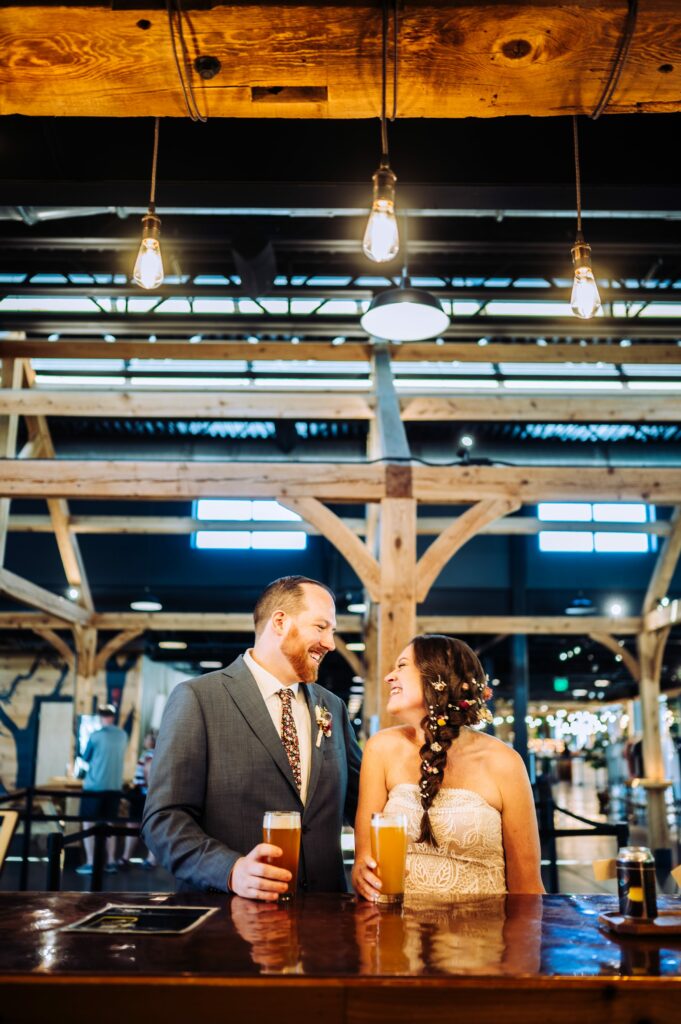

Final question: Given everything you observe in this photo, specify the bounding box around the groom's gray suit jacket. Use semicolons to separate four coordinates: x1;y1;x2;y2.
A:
142;655;363;892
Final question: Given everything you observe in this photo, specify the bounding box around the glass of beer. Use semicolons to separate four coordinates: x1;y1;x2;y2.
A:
262;811;301;901
370;812;408;904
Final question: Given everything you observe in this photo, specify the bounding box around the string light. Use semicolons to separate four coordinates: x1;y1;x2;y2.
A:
363;1;399;263
133;117;164;290
570;116;601;319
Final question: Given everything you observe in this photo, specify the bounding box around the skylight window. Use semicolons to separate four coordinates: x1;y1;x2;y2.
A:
193;500;306;551
538;503;656;554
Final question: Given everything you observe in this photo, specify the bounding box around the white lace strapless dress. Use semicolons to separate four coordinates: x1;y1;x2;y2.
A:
383;783;506;901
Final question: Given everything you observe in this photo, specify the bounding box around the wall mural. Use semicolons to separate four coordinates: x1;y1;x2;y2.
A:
0;657;70;794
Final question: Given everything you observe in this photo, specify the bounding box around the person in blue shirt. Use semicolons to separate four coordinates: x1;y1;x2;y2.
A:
76;705;128;875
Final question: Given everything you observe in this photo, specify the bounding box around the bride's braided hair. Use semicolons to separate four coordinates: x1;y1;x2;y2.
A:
413;634;492;847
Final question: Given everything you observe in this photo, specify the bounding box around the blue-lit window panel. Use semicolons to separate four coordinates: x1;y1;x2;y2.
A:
253;376;370;389
129;376;251;388
484;278;513;288
127;297;159;313
355;276;393;287
231;275;242;286
191;298;236;314
627;381;681;391
0;274;27;283
113;274;127;285
30;273;68;283
251;501;302;522
195;531;252;550
129;359;248;373
290;299;324;315
612;301;646;318
251;531;307;551
315;299;360;315
35;374;127;387
306;276;352;286
638;303;681;318
239;298;265;314
394;361;495;376
485;300;576;318
196;499;253;521
0;296;102;312
503;379;624;391
194;275;231;285
31;358;125;371
594;532;649;554
163;275;190;284
68;274;95;284
499;362;618;377
593;503;648;523
259;299;289;314
622;364;681;377
273;275;289;286
409;277;447;288
539;532;594;553
538;503;593;522
512;278;551;288
154;298;192;314
290;276;307;287
394;377;500;390
256;360;368;375
451;300;482;316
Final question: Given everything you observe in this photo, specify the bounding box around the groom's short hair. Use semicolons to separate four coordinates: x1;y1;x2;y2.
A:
253;575;335;637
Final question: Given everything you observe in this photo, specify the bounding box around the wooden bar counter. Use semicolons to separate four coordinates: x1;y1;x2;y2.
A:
1;892;680;1024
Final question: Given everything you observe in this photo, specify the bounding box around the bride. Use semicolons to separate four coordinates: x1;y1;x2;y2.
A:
352;634;544;901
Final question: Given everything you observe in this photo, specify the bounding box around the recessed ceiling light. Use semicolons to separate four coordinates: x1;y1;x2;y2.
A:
346;642;366;652
159;640;187;651
130;599;162;612
199;660;222;669
347;603;367;614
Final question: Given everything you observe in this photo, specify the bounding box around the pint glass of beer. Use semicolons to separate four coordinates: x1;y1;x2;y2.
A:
370;812;408;904
263;811;301;901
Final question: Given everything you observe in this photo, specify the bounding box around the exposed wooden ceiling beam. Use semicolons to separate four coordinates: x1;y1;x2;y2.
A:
5;514;672;537
0;389;676;425
0;567;90;624
419;615;642;636
0;461;679;503
2;341;681;362
0;610;642;636
2;3;680;118
4;318;681;342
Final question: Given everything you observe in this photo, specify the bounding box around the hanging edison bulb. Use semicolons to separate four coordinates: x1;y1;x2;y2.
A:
133;211;164;290
363;164;399;263
570;233;601;319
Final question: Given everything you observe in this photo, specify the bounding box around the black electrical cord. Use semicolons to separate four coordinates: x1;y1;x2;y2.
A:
166;0;207;123
572;115;583;235
590;0;638;120
380;0;399;163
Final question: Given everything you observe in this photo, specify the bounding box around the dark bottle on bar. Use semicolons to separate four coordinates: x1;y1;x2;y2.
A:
616;846;658;921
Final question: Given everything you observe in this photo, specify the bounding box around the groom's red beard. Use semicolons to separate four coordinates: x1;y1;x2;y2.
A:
282;625;325;683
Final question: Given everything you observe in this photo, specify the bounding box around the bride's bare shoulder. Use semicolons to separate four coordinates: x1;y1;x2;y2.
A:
365;725;413;753
468;729;523;765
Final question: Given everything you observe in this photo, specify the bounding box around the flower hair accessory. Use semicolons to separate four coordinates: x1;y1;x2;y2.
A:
315;704;333;748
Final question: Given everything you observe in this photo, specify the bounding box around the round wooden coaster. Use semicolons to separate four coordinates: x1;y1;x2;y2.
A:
598;909;681;935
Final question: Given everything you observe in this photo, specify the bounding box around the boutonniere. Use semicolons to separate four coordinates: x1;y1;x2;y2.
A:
315;704;333;748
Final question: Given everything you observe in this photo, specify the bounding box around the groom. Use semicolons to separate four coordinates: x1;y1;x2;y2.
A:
142;576;362;896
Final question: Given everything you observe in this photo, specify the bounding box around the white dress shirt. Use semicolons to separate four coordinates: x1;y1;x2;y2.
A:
243;649;312;804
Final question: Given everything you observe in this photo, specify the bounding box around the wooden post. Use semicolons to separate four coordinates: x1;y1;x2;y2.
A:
0;359;22;567
378;497;417;727
635;505;681;854
636;628;672;852
73;627;99;718
120;655;143;782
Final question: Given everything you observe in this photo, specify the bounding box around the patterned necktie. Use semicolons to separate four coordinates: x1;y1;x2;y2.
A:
277;688;302;790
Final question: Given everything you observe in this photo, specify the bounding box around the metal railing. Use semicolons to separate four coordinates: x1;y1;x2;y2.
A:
0;786;138;891
534;776;629;893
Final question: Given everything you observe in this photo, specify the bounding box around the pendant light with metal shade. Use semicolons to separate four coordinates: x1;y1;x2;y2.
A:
360;219;450;342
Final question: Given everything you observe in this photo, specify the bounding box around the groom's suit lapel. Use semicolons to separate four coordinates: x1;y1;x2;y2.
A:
222;656;302;801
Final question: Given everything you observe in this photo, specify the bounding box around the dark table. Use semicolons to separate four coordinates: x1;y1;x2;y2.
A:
1;892;680;1024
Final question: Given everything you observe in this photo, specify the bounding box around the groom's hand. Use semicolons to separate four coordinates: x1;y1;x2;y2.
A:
229;844;292;901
